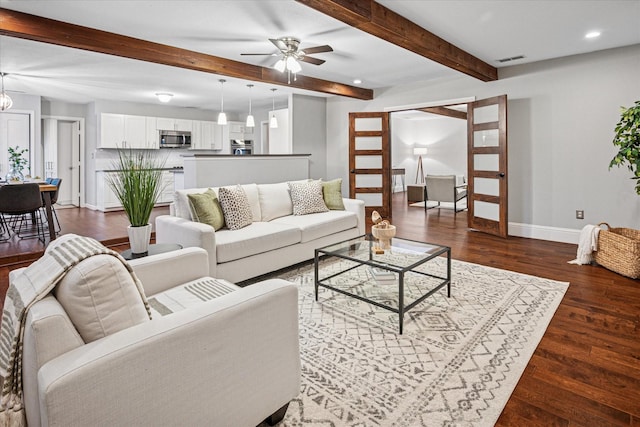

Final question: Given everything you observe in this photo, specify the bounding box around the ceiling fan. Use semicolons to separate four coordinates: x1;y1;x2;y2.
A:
242;37;333;83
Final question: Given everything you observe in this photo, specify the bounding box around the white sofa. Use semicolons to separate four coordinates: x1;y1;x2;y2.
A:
19;247;300;427
155;182;366;282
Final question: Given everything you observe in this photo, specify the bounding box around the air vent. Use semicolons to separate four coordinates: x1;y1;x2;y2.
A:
496;55;525;63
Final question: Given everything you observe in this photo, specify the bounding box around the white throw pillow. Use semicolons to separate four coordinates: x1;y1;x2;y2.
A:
218;184;254;230
257;182;294;221
54;254;150;343
288;180;329;215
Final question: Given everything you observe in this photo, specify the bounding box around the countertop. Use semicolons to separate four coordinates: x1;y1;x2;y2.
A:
96;167;184;172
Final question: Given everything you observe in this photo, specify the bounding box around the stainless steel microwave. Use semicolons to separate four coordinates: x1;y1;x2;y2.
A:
160;130;191;148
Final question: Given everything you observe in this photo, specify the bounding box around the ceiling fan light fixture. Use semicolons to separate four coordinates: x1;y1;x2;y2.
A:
217;79;227;125
155;92;173;103
286;56;301;73
0;73;12;111
274;59;286;73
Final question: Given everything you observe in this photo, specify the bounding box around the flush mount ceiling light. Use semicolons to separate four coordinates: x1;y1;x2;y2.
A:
269;88;278;129
585;31;601;39
353;79;362;85
217;79;227;125
155;92;173;103
246;84;255;128
0;73;13;111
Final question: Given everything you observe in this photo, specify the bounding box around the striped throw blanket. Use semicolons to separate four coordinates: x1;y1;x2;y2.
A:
0;234;151;426
148;277;238;317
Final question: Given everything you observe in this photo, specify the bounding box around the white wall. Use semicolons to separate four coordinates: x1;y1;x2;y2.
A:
292;94;327;180
326;44;640;241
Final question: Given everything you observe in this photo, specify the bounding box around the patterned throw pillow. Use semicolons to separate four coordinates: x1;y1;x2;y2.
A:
218;185;253;230
187;188;225;231
322;178;345;210
288;180;329;215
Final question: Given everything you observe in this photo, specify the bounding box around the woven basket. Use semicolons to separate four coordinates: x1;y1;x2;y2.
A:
594;223;640;279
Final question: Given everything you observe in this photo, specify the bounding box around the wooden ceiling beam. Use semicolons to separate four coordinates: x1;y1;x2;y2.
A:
296;0;498;82
0;8;373;100
418;106;467;120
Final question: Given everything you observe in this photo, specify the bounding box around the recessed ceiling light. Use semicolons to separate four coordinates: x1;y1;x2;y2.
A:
353;79;362;85
585;31;601;39
155;92;173;103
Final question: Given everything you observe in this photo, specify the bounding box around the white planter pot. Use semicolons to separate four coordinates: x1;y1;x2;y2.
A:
127;224;152;254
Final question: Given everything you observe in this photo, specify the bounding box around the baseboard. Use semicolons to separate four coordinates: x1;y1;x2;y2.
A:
509;222;580;244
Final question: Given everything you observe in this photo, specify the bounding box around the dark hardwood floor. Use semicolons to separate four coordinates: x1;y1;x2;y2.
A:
0;195;638;425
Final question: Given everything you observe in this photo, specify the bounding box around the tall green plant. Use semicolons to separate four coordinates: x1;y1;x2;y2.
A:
609;100;640;195
106;148;167;227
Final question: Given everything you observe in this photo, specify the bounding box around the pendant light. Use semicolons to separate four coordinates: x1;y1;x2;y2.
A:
245;84;255;128
217;79;227;125
0;73;12;112
269;88;278;129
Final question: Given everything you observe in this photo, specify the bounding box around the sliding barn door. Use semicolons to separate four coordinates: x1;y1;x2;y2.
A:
349;112;391;230
467;95;508;237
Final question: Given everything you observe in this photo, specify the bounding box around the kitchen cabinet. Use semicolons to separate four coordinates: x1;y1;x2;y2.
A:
156;117;193;132
99;113;154;149
191;120;225;150
96;171;122;211
96;170;174;211
158;171;175;204
146;117;159;148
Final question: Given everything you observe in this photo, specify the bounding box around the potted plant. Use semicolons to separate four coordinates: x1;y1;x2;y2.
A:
6;145;28;182
106;148;167;254
610;100;640;195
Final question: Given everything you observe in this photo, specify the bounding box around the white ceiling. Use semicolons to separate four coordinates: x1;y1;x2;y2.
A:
0;0;638;112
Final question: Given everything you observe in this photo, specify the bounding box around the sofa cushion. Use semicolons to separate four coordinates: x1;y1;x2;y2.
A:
188;189;225;231
240;183;262;223
54;254;150;343
218;185;253;230
322;178;346;210
257;182;293;221
272;210;358;243
288;180;329;215
215;222;301;263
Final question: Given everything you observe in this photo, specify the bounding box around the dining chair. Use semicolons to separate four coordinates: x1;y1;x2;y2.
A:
0;183;47;242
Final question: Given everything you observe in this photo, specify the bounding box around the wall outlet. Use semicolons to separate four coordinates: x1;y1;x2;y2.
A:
576;210;584;220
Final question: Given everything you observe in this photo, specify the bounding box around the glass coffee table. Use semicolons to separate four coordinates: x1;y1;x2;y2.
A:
314;235;451;334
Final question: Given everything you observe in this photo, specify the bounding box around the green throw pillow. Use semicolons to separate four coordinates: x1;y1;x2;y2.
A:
322;178;345;210
188;189;225;231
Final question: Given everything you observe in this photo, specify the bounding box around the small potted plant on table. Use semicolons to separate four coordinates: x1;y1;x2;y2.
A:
6;146;28;182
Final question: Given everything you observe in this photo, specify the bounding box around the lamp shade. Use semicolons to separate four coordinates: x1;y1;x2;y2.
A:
413;147;428;156
246;115;255;127
217;112;227;125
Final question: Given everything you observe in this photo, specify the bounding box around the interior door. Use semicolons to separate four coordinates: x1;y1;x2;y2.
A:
467;95;508;237
348;112;391;231
71;120;81;206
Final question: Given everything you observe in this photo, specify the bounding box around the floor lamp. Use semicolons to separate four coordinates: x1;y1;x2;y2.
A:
413;147;428;184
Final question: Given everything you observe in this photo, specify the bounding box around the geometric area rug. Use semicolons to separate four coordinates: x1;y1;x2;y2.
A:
264;257;569;426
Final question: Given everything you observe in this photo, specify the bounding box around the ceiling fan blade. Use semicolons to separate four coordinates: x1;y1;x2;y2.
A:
270;38;289;52
300;56;326;66
301;45;333;55
241;53;278;56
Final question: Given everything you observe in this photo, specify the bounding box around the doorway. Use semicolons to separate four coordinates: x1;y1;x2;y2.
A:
42;115;85;207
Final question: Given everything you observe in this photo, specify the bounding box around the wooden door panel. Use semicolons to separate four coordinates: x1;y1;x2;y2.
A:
467;95;508;237
349;112;391;231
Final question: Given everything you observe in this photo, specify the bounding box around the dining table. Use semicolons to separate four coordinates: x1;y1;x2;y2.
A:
39;183;58;241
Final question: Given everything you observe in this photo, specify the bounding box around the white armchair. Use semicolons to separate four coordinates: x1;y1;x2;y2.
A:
18;247;301;427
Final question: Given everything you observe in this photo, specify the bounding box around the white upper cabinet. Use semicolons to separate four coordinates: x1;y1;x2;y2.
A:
191;120;224;150
146;117;159;149
156;117;193;132
100;113;158;149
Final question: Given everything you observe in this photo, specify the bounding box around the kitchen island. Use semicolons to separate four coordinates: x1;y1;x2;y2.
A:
180;154;311;189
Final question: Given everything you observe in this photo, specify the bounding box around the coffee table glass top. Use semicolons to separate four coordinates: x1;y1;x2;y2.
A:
316;235;449;272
